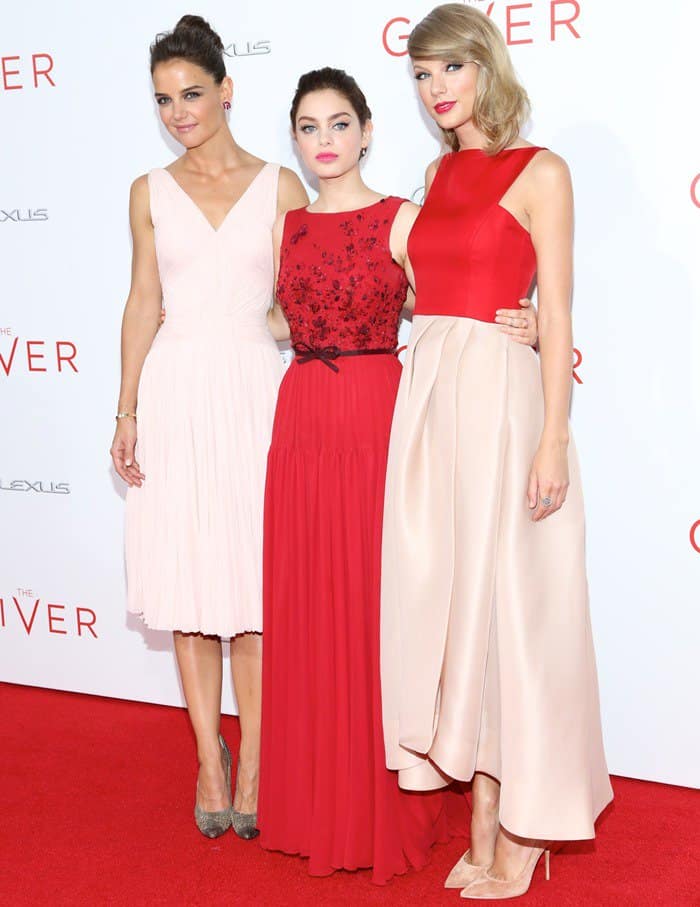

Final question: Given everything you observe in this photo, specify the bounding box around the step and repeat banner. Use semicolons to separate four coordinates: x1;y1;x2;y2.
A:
2;1;698;788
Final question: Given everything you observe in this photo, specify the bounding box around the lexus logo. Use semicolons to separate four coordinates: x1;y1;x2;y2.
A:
224;40;271;57
0;480;70;494
1;208;48;223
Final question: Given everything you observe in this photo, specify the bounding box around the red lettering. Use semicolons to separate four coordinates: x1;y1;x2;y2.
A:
506;4;533;45
573;348;583;384
48;603;68;635
1;56;22;90
691;521;700;554
77;608;98;639
691;175;700;209
0;598;5;627
26;340;47;372
383;17;411;57
0;336;19;375
56;341;78;372
551;0;581;40
13;597;40;635
32;53;55;87
486;3;495;15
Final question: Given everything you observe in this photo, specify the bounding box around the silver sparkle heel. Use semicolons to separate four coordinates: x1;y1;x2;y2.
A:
231;760;259;840
194;735;232;838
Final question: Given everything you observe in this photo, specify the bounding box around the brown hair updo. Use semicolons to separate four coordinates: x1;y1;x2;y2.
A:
289;67;372;129
150;14;226;84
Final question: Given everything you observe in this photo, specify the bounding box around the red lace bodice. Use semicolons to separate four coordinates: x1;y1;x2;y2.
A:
277;197;408;351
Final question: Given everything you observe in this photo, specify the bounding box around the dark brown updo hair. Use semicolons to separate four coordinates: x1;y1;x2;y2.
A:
150;15;226;83
289;67;372;129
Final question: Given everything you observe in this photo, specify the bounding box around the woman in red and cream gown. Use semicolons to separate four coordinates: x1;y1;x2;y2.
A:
381;5;613;899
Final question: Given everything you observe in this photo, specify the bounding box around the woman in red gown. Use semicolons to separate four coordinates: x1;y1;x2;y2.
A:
258;67;537;884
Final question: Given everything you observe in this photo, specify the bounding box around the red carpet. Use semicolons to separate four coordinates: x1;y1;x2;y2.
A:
1;683;697;906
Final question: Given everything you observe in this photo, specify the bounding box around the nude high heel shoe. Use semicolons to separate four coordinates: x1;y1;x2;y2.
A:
444;850;488;888
194;735;232;838
460;847;551;899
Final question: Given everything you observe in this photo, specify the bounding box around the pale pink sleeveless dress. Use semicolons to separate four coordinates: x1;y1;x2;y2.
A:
125;163;283;636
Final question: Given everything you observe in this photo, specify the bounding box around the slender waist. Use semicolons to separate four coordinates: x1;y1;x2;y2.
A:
292;342;398;373
154;314;276;345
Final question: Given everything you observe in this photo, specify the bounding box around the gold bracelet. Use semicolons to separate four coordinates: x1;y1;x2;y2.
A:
116;412;137;421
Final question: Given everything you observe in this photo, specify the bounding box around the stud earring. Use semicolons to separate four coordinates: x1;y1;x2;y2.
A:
223;100;231;110
360;147;368;158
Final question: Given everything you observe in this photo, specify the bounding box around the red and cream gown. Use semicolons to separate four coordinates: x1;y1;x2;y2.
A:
381;148;613;841
258;198;463;884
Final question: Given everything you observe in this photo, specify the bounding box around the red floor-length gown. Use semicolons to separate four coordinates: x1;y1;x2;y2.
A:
259;198;459;884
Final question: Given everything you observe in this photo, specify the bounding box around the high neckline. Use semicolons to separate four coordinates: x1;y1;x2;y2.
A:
303;197;390;215
453;146;541;156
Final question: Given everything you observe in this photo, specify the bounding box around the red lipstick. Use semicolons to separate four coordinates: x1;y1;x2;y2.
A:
434;101;456;115
315;153;338;162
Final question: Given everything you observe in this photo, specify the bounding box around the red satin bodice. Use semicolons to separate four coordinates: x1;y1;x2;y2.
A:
409;147;544;321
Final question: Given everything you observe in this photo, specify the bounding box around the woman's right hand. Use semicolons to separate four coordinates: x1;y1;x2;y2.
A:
110;418;144;487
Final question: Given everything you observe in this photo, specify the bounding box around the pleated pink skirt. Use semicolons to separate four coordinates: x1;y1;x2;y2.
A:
381;315;613;841
125;326;283;636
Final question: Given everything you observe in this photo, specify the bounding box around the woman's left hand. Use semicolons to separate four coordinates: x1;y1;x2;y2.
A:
495;298;538;346
527;438;569;521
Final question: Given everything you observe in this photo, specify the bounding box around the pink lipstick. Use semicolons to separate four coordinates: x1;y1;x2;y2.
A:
316;153;339;162
434;101;456;115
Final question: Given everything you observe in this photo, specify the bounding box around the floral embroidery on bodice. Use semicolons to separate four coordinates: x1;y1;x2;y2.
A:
277;197;408;351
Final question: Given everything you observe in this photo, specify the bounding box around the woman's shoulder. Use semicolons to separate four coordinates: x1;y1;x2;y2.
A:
277;166;309;213
505;140;567;173
393;198;420;218
129;173;152;211
520;146;571;188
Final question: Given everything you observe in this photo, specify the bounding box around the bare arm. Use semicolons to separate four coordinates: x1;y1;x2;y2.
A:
109;176;162;486
267;167;309;341
525;151;575;520
268;213;290;341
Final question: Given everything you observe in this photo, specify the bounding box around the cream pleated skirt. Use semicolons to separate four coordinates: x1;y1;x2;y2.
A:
381;315;613;841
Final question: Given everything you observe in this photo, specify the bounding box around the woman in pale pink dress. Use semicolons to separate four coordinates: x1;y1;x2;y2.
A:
109;16;307;839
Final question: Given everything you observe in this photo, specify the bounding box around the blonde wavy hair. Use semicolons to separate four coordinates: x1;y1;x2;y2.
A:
408;3;530;154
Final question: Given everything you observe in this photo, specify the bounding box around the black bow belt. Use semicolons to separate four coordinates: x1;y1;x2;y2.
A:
293;343;397;373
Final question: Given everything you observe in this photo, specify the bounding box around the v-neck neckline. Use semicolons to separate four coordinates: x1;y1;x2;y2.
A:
159;162;269;233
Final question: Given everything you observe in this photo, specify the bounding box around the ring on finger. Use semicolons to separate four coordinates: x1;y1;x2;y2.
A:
541;496;553;507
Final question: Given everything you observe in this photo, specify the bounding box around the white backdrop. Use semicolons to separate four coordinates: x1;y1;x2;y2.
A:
2;1;698;789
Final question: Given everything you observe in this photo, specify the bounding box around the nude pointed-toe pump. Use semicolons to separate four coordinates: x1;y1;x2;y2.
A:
444;850;488;888
460;847;551;900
